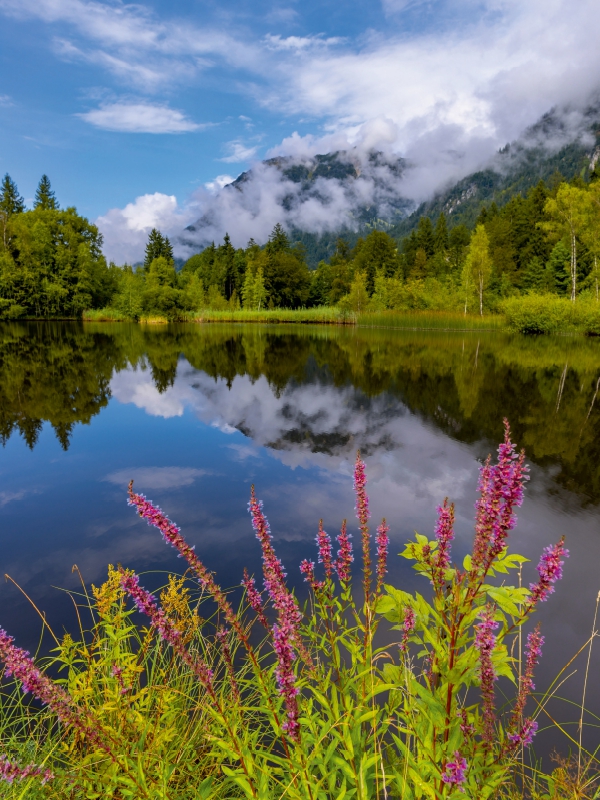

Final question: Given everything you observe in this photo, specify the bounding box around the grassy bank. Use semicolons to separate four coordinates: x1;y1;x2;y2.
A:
357;309;505;330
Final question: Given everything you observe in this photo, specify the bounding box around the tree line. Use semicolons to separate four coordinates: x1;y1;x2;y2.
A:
1;168;600;319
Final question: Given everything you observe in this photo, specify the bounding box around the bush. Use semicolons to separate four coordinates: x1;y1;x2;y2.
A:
501;295;575;334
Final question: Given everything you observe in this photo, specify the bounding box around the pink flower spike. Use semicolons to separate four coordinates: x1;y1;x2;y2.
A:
242;569;269;628
432;498;454;589
335;519;353;582
316;520;333;579
472;420;529;575
354;452;372;601
508;718;538;747
400;606;415;652
376;519;389;594
0;628;106;751
0;755;53;786
441;752;467;790
474;605;499;746
529;538;569;605
120;572;214;693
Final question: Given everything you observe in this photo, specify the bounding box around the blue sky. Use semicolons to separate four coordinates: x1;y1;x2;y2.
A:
1;0;599;261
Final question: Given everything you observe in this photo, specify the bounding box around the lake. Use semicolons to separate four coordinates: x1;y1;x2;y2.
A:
1;320;600;760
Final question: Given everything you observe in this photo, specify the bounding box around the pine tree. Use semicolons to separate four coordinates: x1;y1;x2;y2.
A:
546;241;571;295
434;213;449;253
34;175;58;210
0;174;25;249
416;216;435;257
1;175;25;216
144;228;166;270
266;223;289;254
163;236;174;263
521;257;546;292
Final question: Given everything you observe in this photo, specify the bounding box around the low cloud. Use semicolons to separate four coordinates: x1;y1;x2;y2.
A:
96;192;200;263
78;101;202;133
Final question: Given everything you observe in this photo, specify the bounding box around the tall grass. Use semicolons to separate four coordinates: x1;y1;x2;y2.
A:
357;309;505;331
195;307;351;324
0;425;593;798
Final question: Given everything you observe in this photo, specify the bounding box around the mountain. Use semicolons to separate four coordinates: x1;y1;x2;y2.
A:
182;102;600;267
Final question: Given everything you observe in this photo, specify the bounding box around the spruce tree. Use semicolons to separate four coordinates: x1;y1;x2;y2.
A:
434;213;449;253
416;216;435;257
1;174;25;216
163;236;174;263
266;223;289;254
34;175;58;210
144;228;165;270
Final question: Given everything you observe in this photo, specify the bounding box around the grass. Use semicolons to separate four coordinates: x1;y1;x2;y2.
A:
194;307;352;324
357;309;506;331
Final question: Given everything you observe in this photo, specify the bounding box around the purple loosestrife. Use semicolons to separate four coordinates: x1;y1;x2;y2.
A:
300;559;324;592
335;519;353;582
128;482;245;641
0;629;106;751
375;519;389;594
354;452;372;602
474;605;499;746
441;752;467;790
529;538;569;606
400;607;415;652
511;627;544;729
0;756;53;786
249;487;303;742
508;718;538;747
316;519;333;579
242;569;269;628
432;499;454;590
216;627;240;703
471;421;529;577
120;572;214;693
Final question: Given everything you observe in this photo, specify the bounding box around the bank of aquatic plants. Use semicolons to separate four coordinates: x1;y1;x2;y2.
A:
0;423;581;798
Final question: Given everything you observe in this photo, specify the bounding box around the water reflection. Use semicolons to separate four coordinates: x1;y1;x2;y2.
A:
2;321;600;501
1;321;600;760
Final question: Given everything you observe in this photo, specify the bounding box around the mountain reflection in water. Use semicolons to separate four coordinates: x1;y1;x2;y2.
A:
1;320;600;760
2;321;600;501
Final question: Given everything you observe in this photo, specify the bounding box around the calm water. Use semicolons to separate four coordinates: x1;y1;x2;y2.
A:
1;320;600;758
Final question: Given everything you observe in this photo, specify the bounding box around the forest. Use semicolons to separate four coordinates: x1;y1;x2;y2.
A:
1;168;600;321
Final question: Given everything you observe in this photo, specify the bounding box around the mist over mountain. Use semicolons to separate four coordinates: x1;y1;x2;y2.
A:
178;99;600;266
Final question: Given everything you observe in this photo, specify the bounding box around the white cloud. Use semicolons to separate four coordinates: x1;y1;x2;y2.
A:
103;467;211;490
0;94;13;106
78;101;201;133
96;192;199;263
0;489;27;507
204;174;235;193
220;140;260;163
264;34;344;52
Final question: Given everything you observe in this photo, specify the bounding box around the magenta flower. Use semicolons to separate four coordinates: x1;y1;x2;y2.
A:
400;606;415;652
120;572;214;693
335;519;353;582
216;627;240;702
432;498;454;589
128;483;245;641
300;559;324;592
474;605;499;745
441;752;467;789
510;627;544;731
249;487;302;741
354;453;372;600
508;718;538;747
0;628;105;751
316;519;333;579
529;538;569;605
472;420;529;575
242;569;269;628
375;519;389;594
0;756;53;786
